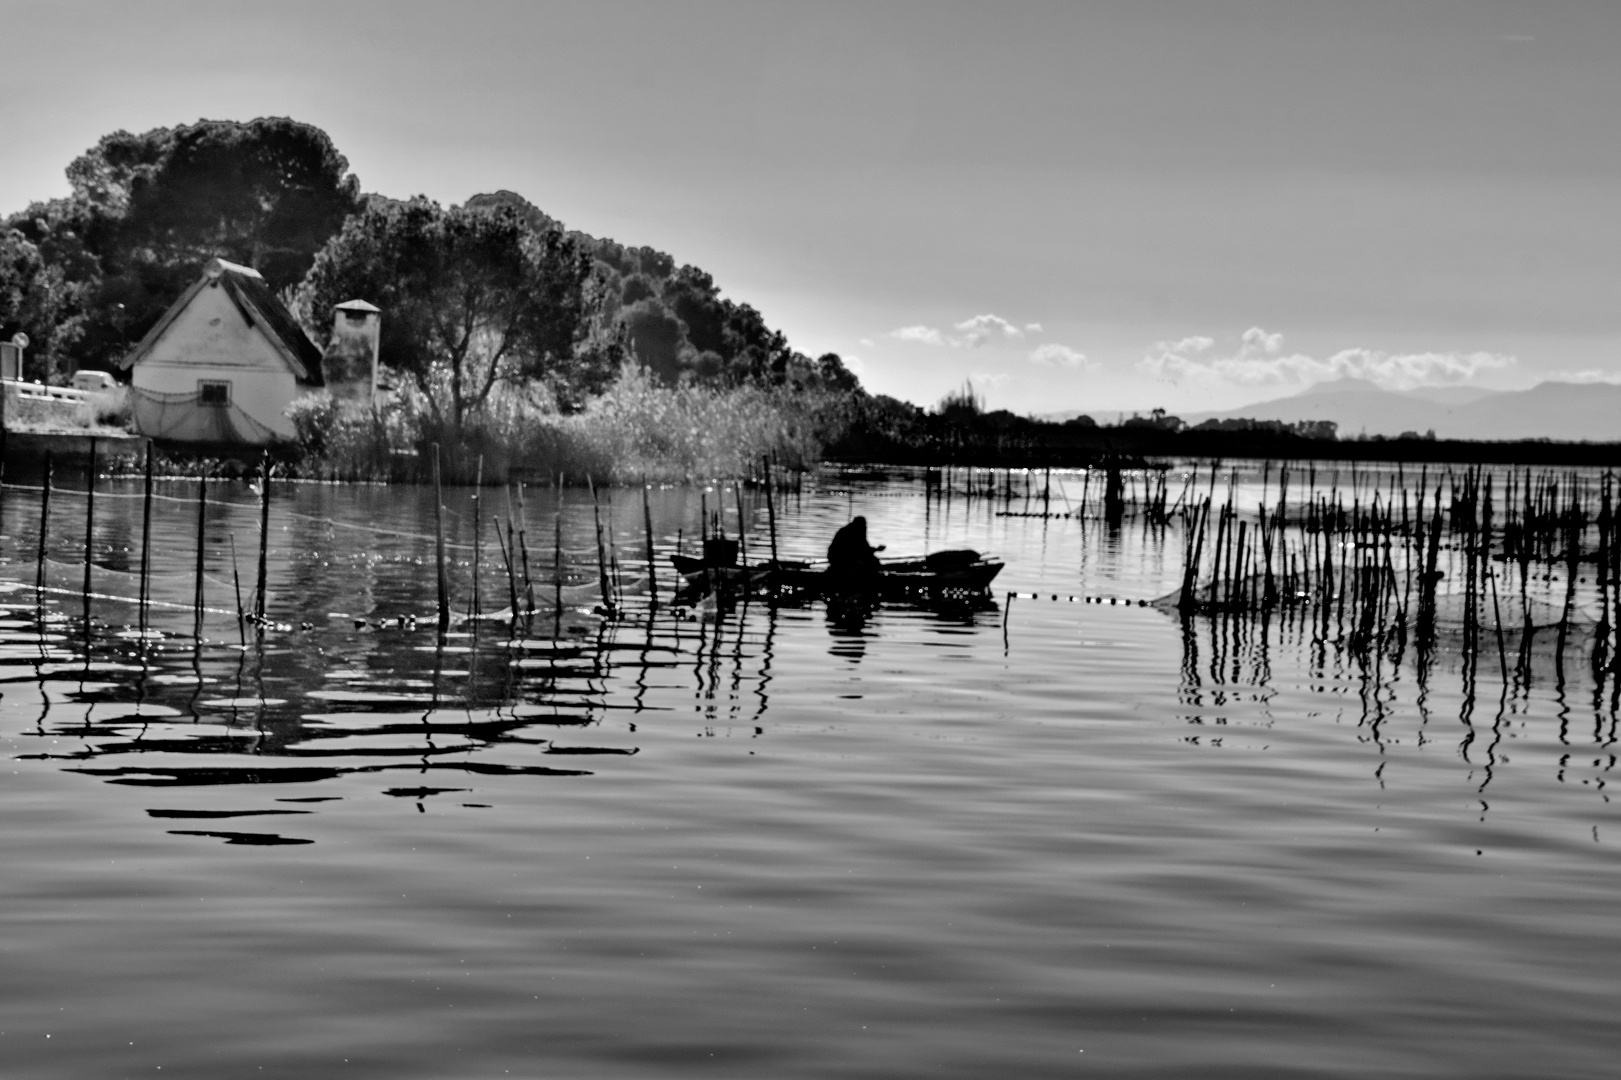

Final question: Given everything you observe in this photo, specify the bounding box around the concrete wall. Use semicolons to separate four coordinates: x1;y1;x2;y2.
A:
130;279;301;441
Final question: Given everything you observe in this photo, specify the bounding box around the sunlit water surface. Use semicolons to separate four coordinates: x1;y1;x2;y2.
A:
1;465;1617;1078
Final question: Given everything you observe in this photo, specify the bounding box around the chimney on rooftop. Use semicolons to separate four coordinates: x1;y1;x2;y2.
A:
324;299;380;402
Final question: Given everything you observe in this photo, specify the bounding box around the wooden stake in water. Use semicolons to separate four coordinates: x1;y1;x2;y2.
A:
82;437;97;611
228;533;246;646
470;455;484;620
139;443;154;632
762;454;779;566
35;451;52;600
588;475;613;615
553;508;563;636
192;473;209;641
516;483;536;616
432;443;449;633
254;454;271;625
642;481;657;606
494;514;518;620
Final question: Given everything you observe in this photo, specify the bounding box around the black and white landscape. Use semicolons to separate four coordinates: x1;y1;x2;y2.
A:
1;5;1618;1079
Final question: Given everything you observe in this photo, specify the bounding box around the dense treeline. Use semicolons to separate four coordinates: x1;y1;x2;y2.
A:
826;386;1621;469
0;117;866;480
0;118;858;398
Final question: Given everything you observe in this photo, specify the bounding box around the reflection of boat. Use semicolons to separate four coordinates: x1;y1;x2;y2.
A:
671;548;1003;599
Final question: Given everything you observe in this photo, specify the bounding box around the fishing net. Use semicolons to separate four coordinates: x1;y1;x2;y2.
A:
130;388;282;445
1150;576;1598;630
0;557;271;615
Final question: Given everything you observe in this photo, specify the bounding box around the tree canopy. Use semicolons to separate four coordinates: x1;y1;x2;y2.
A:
0;117;862;417
7;117;361;373
296;198;613;421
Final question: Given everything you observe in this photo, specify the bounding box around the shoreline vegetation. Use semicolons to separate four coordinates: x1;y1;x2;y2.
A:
2;117;1618;485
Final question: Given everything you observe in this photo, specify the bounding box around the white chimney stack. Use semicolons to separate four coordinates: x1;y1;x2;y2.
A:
324;299;381;402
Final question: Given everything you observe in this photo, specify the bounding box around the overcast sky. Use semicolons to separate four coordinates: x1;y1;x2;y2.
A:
1;0;1616;415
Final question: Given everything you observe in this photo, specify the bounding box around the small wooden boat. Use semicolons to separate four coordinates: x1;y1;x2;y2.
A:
671;548;1002;599
780;550;1004;597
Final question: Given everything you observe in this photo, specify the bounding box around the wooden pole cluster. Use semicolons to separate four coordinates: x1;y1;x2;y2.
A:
1157;462;1621;690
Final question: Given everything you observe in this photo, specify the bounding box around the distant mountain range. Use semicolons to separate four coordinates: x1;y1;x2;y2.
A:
1162;378;1621;442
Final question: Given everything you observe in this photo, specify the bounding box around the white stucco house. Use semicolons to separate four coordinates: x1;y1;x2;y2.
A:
117;258;325;444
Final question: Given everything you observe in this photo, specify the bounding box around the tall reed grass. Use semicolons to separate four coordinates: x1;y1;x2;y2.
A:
287;367;851;485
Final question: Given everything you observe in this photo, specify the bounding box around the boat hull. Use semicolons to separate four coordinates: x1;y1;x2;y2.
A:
671;555;1003;600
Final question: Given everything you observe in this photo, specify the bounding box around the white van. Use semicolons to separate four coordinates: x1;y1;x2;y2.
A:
72;370;118;393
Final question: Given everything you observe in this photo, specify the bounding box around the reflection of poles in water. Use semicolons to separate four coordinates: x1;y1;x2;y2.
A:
753;604;777;728
730;593;749;728
632;600;655;713
1177;613;1201;707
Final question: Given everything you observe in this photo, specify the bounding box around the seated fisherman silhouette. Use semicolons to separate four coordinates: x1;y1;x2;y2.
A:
827;516;885;580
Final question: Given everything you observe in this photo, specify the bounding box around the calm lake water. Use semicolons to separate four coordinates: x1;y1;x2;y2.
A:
1;463;1617;1078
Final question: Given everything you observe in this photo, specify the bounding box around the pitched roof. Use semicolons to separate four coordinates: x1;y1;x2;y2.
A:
117;258;325;386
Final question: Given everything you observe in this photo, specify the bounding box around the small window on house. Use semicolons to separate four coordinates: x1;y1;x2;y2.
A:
198;380;231;406
343;310;369;325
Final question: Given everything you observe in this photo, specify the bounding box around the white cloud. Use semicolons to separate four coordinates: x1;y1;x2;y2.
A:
1137;328;1516;391
953;313;1025;347
1024;322;1043;334
1548;369;1621;384
1028;343;1091;369
1240;326;1283;354
842;354;867;376
888;314;1036;349
858;337;874;347
1155;335;1214;355
969;372;1009;388
890;325;944;345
